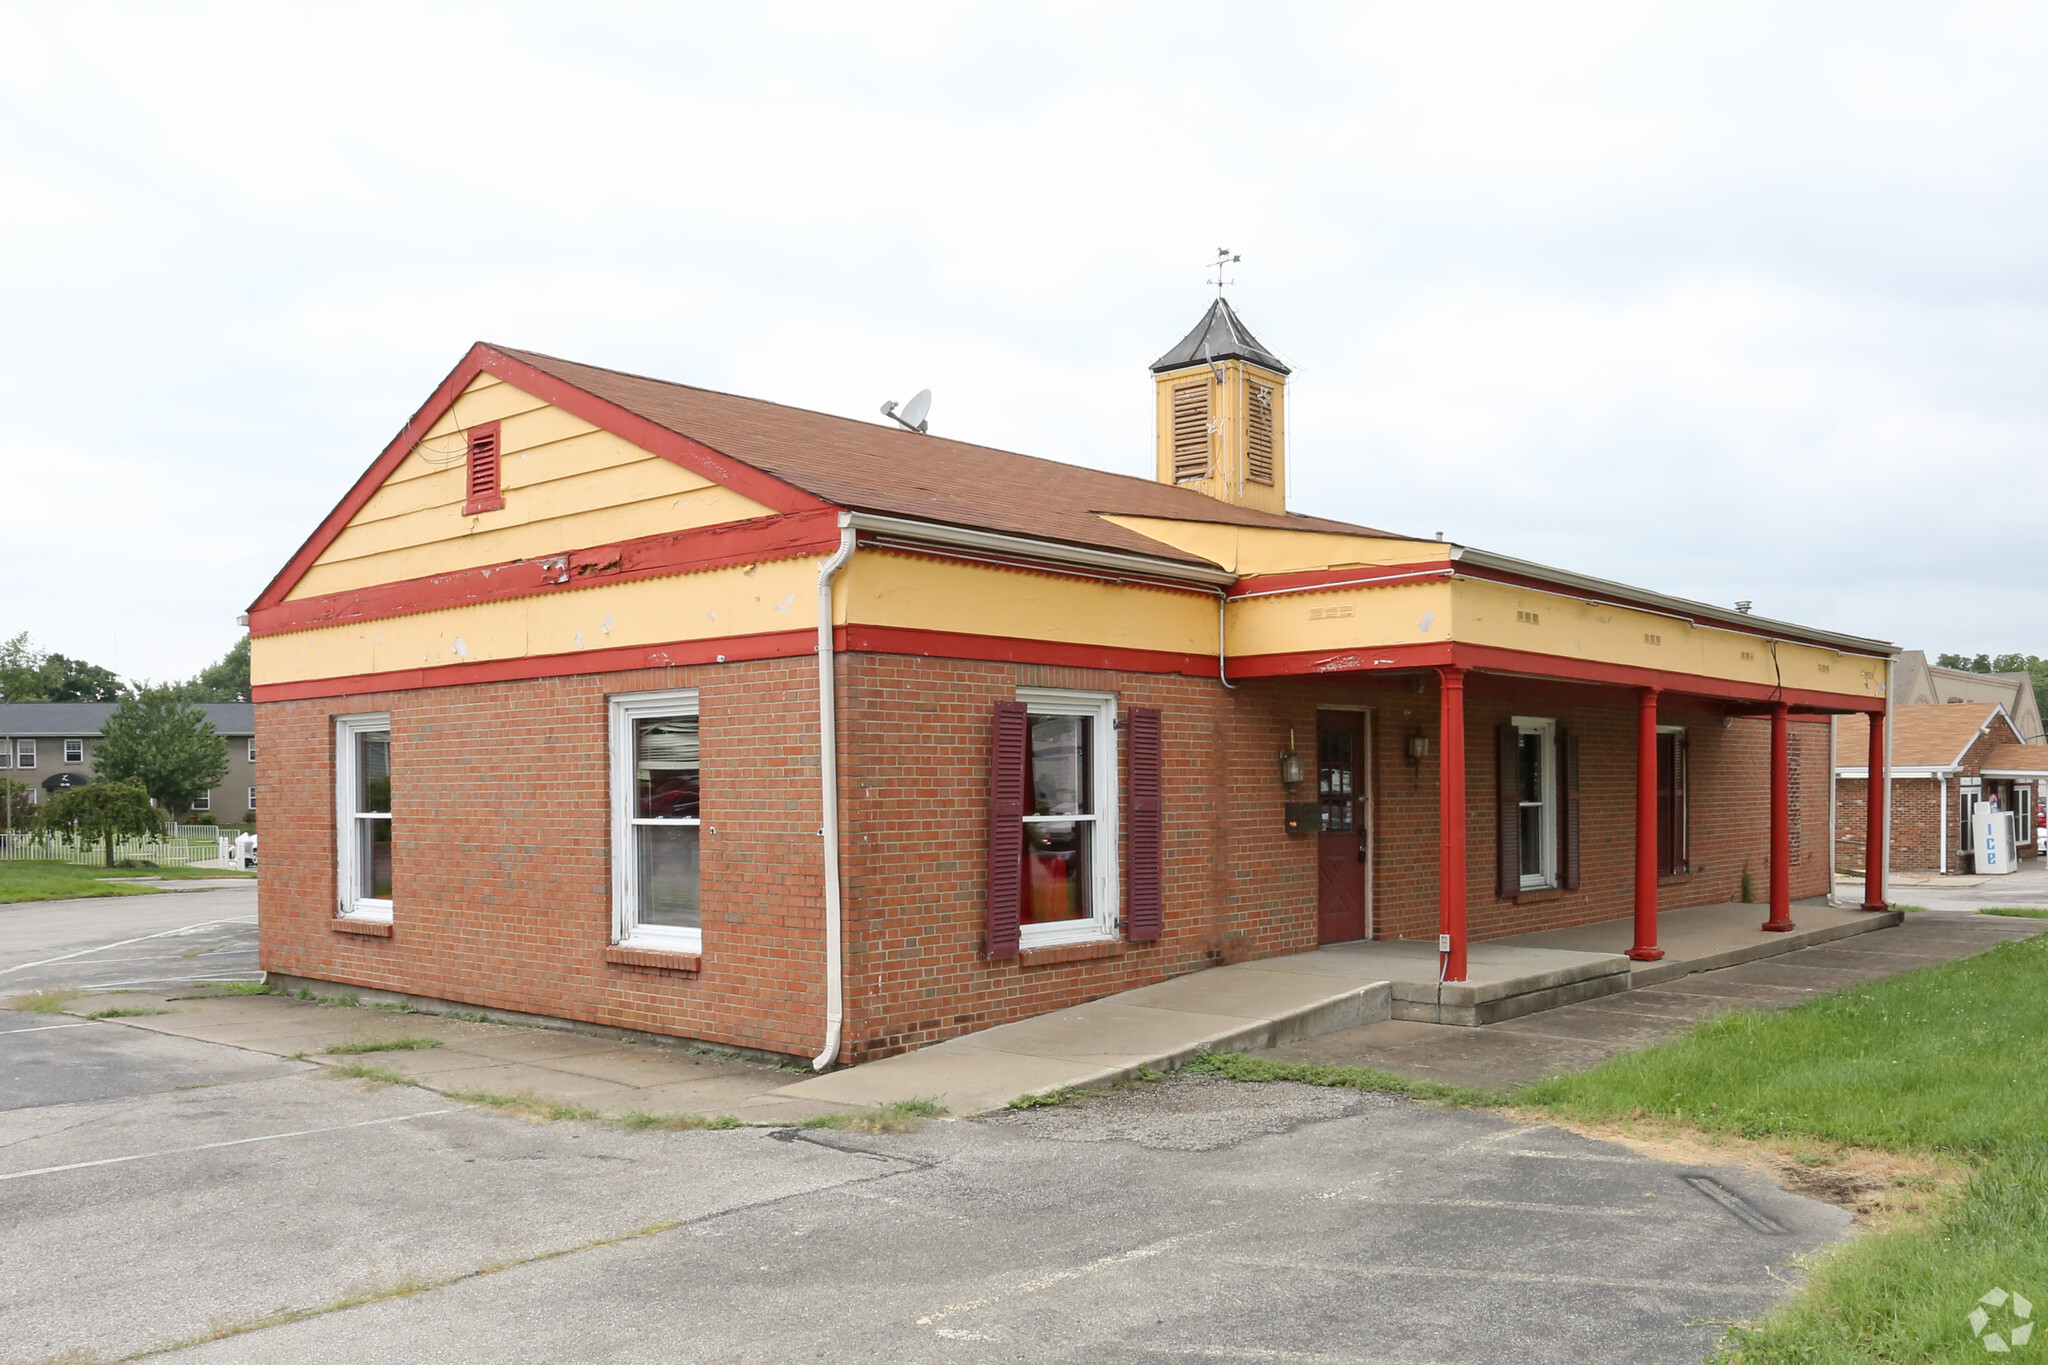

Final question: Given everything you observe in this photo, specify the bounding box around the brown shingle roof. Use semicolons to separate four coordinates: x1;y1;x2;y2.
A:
1983;743;2048;775
498;346;1404;565
1836;704;2004;769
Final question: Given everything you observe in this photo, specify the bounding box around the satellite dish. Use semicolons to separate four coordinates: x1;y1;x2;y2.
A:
881;389;932;434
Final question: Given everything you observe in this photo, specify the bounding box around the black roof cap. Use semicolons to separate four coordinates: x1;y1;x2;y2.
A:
1149;297;1291;376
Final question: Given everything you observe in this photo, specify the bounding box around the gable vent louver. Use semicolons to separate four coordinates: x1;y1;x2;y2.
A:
1246;382;1276;485
462;421;505;515
1170;382;1211;482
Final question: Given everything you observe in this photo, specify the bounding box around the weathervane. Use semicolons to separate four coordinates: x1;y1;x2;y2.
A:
1207;247;1239;296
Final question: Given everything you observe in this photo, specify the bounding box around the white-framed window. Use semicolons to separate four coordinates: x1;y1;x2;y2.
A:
248;738;257;762
247;787;258;810
2017;785;2035;847
0;745;9;769
1017;687;1121;947
64;739;84;764
610;689;702;953
334;714;391;921
1512;716;1558;891
14;739;34;770
191;791;210;812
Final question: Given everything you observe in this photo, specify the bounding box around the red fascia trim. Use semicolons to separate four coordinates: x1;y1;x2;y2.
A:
249;509;842;638
251;628;817;703
1226;561;1454;600
1225;639;1885;712
250;344;835;612
839;624;1218;677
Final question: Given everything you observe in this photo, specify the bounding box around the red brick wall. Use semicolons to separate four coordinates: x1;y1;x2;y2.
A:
260;656;1836;1063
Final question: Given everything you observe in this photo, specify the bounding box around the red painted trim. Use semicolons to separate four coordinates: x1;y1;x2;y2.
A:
1764;704;1796;931
1629;688;1664;961
249;510;841;638
1227;561;1453;599
1437;666;1469;982
838;624;1219;677
251;344;835;612
1227;639;1886;712
251;628;818;703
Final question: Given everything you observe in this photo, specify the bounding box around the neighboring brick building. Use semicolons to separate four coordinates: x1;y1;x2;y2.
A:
1835;704;2048;874
249;302;1895;1065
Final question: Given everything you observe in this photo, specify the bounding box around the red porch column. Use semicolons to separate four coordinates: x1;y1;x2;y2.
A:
1862;706;1888;910
1438;665;1469;982
1763;701;1796;931
1629;688;1665;961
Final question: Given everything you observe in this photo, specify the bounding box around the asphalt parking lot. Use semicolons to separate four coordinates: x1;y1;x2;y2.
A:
0;881;258;995
0;1004;1847;1364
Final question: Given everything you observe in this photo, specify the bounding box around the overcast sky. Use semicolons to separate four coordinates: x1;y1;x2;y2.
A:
6;3;2046;682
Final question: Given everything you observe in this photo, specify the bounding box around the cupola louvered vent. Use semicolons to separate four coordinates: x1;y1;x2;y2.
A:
1246;382;1276;485
462;421;505;515
1170;382;1210;482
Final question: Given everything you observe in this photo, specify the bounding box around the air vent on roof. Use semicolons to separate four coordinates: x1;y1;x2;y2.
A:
463;421;505;516
1171;382;1210;483
1247;382;1276;485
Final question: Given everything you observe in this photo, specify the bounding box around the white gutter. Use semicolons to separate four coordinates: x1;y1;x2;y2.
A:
811;517;858;1072
1827;715;1838;906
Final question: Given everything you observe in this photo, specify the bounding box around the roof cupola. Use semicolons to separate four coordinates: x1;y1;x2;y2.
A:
1150;298;1290;514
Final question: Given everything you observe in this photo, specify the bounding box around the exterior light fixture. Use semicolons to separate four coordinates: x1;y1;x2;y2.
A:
1279;749;1305;786
1405;731;1430;766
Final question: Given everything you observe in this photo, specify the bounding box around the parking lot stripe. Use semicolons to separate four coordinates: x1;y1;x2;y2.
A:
0;1109;455;1183
0;1022;94;1035
0;917;257;976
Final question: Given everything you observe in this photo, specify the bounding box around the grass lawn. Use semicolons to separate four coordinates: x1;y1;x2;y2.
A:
0;860;254;904
1980;907;2048;919
1515;933;2048;1363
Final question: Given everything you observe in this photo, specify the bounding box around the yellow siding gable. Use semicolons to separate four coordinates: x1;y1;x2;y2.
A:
1100;515;1442;576
286;373;777;600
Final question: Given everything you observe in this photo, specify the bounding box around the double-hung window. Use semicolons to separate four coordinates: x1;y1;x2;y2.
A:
335;714;393;921
191;791;210;812
1017;689;1119;946
248;738;258;762
64;739;84;764
610;689;702;953
14;740;34;770
1512;717;1557;890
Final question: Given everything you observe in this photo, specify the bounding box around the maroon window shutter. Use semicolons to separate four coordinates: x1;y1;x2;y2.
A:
1496;723;1520;899
987;700;1028;959
462;420;505;516
1125;706;1164;941
1561;727;1582;891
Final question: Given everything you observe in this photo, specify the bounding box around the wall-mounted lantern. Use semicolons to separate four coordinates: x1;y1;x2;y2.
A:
1404;730;1430;767
1279;745;1305;786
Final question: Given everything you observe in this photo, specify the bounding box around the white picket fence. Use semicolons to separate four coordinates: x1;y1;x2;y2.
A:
0;833;230;867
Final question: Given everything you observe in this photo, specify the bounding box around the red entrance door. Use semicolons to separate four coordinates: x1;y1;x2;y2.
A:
1317;712;1368;943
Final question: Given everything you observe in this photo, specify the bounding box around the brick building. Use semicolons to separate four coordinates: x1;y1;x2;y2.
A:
249;302;1895;1066
1835;705;2048;874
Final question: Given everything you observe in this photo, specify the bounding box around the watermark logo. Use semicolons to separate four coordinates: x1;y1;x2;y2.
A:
1971;1287;2034;1353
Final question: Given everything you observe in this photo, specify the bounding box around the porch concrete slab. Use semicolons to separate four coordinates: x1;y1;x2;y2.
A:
1298;939;1633;1026
1501;897;1903;988
1486;1005;1692;1048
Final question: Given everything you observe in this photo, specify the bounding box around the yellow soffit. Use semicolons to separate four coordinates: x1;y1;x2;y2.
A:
1097;515;1443;576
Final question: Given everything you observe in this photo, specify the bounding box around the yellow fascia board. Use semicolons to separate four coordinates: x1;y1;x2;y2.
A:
1227;579;1453;658
254;557;823;687
1102;516;1443;576
841;551;1218;655
1454;578;1889;702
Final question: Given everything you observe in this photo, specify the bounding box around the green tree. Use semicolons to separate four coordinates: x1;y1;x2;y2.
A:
0;632;125;702
172;636;250;703
38;779;163;867
92;688;228;818
0;778;33;837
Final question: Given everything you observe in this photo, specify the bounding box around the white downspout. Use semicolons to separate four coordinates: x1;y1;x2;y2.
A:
1217;592;1237;690
1939;772;1949;876
812;517;857;1071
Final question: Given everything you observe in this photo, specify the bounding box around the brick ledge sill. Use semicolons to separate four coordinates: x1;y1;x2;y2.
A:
1018;939;1126;968
605;944;701;973
331;917;393;938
